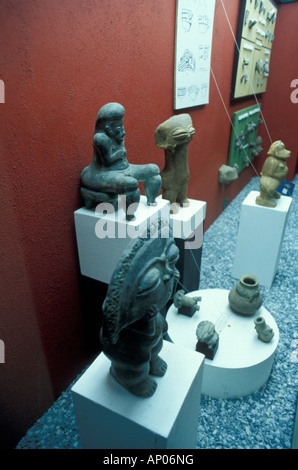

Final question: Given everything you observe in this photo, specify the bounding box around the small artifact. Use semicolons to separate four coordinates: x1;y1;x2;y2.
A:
195;321;219;360
255;140;291;208
254;316;274;343
218;164;238;184
228;274;263;316
155;114;195;213
100;219;180;398
81;102;161;220
173;289;201;317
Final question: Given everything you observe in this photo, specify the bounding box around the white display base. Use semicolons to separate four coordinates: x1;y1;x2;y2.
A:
232;191;292;288
74;196;170;283
157;196;206;243
167;289;279;399
71;341;205;449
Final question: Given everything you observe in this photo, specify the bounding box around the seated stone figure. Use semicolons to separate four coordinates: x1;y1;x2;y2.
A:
155;114;195;213
100;220;180;398
255;140;291;207
81;103;161;220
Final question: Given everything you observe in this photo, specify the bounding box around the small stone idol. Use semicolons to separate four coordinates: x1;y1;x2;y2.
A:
173;289;201;317
155;114;195;213
255;140;291;208
195;320;219;360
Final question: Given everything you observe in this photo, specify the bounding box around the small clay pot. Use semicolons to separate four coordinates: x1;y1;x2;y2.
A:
228;274;263;316
254;316;274;343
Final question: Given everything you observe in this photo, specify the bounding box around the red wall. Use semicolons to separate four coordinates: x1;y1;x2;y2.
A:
0;0;297;448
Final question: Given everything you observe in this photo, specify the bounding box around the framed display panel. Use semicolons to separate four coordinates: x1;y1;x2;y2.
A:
227;103;263;173
174;0;215;110
231;0;278;100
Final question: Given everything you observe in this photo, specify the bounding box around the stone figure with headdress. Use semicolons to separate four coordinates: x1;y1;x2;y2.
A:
100;219;180;397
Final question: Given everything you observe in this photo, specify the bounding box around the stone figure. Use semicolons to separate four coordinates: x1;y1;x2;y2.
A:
254;316;274;343
100;220;180;398
173;289;201;317
255;140;291;208
195;320;219;360
218;164;238;184
155;114;195;213
81;103;162;220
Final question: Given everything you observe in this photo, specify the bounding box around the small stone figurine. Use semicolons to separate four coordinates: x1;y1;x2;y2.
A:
173;289;201;317
254;316;274;343
195;321;219;360
80;102;161;220
100;220;180;398
255;140;291;208
155;114;195;213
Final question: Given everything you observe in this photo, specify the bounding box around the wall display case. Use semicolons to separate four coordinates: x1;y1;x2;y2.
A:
231;0;278;100
227;103;263;173
174;0;215;109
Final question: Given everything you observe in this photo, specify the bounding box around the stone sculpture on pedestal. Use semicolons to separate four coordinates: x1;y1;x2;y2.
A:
100;220;180;397
173;289;201;317
80;103;161;220
195;320;219;360
255;140;291;208
155;114;195;213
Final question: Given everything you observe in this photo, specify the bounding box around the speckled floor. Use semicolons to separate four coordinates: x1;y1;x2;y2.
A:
16;176;298;449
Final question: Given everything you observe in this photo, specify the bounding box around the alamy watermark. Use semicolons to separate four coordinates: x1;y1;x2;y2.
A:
0;79;5;103
0;339;5;363
290;79;298;103
94;196;204;249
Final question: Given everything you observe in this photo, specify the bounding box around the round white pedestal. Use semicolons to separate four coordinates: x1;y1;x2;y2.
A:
167;289;279;398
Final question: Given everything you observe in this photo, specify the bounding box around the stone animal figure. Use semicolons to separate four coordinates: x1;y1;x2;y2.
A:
100;219;180;398
80;102;161;220
255;140;291;208
155;114;195;213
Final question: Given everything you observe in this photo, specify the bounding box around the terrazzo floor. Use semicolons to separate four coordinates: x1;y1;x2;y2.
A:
16;176;298;450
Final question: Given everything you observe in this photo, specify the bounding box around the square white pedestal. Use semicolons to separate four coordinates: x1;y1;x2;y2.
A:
157;196;206;245
74;196;170;284
157;197;206;293
71;341;204;449
232;191;292;288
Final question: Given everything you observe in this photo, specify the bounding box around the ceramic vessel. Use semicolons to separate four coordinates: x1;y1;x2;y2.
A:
228;274;263;316
254;316;274;343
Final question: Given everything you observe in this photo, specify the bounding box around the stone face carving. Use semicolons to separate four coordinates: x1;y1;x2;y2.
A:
155;114;195;213
195;320;219;360
100;220;180;398
81;103;162;220
173;289;201;317
218;164;238;184
254;316;274;343
255;140;291;208
229;274;263;316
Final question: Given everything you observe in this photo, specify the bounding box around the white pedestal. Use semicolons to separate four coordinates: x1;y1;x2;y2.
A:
74;196;170;283
71;341;204;449
157;196;206;243
157;196;206;292
232;191;292;288
167;289;279;399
